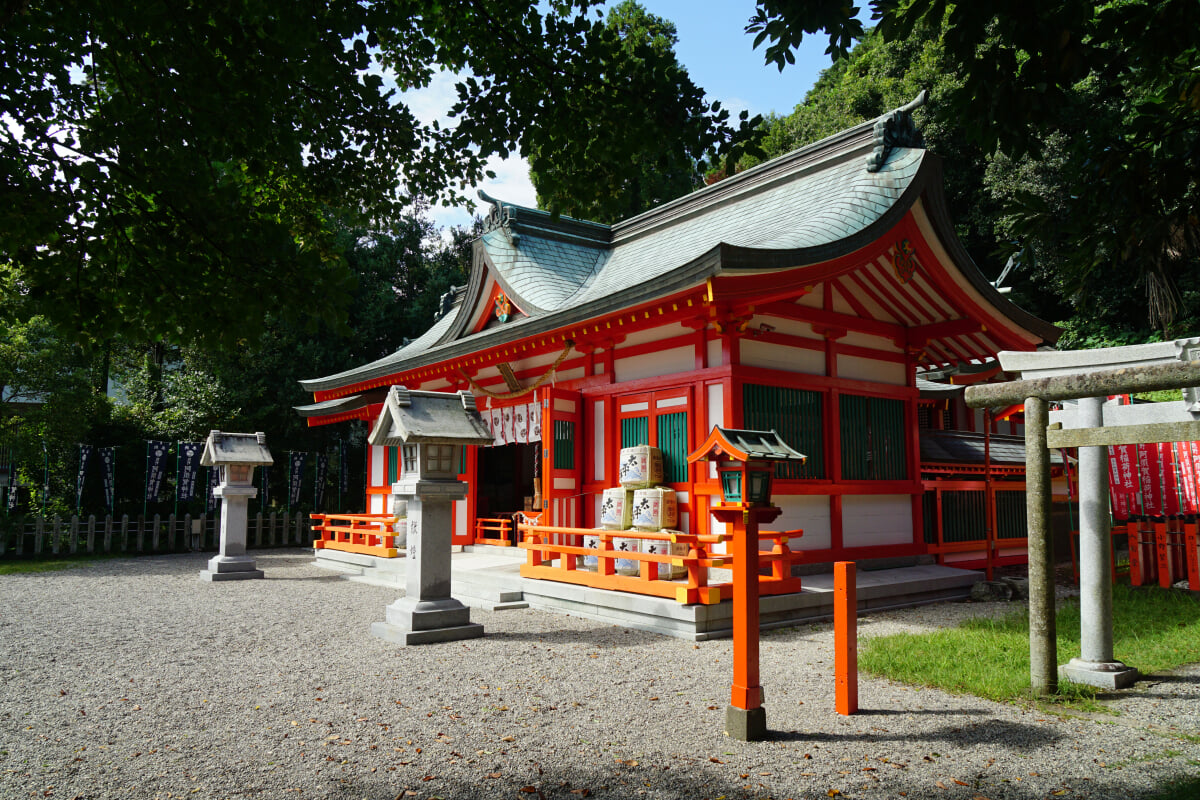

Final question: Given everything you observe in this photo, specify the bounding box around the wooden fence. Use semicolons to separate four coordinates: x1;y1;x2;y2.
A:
0;512;315;559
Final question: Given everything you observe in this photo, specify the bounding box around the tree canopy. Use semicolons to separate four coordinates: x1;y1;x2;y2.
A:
0;1;755;348
748;0;1200;335
527;1;747;223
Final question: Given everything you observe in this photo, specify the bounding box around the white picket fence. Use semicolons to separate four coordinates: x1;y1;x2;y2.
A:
0;512;314;558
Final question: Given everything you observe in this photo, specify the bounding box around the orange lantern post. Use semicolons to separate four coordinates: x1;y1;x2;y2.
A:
688;426;806;741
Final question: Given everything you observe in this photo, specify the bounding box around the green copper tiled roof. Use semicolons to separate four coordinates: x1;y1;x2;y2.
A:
481;227;606;312
299;97;1044;395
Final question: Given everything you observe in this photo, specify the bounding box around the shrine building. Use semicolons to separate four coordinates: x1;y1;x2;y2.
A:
297;96;1060;570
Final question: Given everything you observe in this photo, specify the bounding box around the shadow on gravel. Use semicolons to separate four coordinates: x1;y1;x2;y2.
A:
1138;672;1200;684
852;707;984;716
766;718;1063;749
484;628;665;647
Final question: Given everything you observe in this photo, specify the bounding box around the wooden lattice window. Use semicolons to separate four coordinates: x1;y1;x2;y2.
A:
839;394;908;480
742;384;824;479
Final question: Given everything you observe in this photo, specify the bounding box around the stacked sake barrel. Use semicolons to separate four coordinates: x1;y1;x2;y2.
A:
590;445;685;578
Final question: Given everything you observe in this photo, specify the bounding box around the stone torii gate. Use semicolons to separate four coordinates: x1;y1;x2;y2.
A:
964;358;1200;696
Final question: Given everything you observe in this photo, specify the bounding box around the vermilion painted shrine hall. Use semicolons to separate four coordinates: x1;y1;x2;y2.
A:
297;98;1060;572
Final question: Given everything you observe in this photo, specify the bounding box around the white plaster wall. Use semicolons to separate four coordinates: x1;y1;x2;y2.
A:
707;383;724;479
369;493;384;514
615;346;693;383
841;495;912;547
741;339;824;375
592;399;605;482
370;446;384;485
796;290;822;309
749;314;823;342
455;499;467;539
841;331;902;353
707;337;722;367
616;322;688;349
837;354;907;385
771;495;832;551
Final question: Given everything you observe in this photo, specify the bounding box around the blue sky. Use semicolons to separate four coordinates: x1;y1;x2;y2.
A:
421;1;834;231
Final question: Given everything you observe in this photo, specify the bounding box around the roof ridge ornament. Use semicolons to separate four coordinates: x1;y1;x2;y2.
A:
478;189;516;241
866;89;928;173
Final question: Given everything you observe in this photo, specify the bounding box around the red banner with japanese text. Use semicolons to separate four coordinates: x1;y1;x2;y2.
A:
1108;446;1131;520
1137;442;1163;518
1175;442;1199;515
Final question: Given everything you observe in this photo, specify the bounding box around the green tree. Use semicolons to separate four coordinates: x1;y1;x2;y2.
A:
747;0;1200;334
527;1;743;222
1;1;751;348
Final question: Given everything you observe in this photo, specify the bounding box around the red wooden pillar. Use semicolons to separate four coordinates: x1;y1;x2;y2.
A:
834;561;858;715
713;503;781;741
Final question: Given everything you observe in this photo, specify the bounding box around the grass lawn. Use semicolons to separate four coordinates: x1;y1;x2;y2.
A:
0;553;123;576
859;583;1200;708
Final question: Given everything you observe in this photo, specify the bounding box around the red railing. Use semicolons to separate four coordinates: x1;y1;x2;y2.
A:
474;517;514;546
517;524;804;604
310;513;401;558
1126;520;1199;590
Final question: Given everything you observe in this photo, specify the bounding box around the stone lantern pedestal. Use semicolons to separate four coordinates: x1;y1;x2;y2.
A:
371;479;483;644
365;386;494;645
198;431;273;582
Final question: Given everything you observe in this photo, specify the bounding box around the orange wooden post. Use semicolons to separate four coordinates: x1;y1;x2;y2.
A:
1156;521;1172;589
1128;524;1143;586
834;561;858;716
713;504;781;741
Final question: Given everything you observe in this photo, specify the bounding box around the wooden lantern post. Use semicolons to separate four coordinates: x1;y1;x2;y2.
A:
688;426;806;741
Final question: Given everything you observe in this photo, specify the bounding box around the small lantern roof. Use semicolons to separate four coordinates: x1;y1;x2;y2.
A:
367;386;495;447
687;426;807;465
200;431;274;467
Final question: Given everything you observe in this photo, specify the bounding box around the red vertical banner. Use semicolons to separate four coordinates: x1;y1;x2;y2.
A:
1174;443;1198;516
1107;447;1130;521
1138;442;1163;518
1115;444;1140;517
1159;442;1180;517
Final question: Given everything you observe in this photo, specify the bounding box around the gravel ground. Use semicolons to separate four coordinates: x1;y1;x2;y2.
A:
1;549;1197;800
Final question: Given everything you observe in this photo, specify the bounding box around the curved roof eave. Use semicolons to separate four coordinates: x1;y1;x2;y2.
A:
916;158;1061;345
297;154;944;394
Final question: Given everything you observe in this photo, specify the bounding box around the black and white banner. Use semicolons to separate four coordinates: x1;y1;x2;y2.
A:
289;452;307;507
99;447;116;512
314;453;328;510
145;441;170;503
206;466;220;512
176;442;202;501
339;440;348;498
76;444;93;510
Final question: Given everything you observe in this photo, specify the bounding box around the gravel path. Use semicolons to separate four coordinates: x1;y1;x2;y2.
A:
1;550;1197;800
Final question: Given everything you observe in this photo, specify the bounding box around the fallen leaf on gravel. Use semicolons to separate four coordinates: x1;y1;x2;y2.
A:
953;780;969;786
501;736;515;742
935;781;947;790
707;706;718;710
617;759;638;767
709;758;724;764
422;775;435;781
569;790;590;797
827;791;840;797
486;773;501;779
519;787;537;793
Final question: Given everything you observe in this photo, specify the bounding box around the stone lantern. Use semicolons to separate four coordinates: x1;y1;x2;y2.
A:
688;426;806;741
199;431;273;582
367;386;494;645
